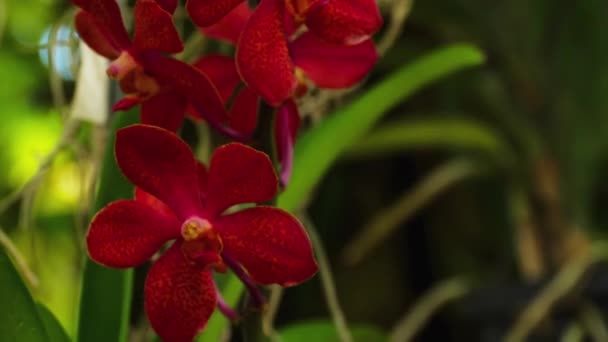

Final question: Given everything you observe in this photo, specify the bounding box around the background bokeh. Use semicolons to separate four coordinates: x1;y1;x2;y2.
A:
2;0;608;341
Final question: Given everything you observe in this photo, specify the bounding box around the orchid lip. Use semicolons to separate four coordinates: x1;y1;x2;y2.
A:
181;217;213;241
180;217;226;271
107;51;138;80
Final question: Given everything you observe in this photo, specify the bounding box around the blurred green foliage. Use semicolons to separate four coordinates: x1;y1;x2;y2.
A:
2;0;608;341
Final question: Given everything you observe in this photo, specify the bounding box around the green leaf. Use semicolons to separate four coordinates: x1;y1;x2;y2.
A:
37;303;70;342
278;44;485;212
76;111;139;342
0;246;48;342
347;117;513;165
279;320;387;342
196;274;244;342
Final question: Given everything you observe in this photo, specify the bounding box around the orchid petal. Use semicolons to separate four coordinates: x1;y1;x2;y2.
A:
87;200;181;268
229;87;259;134
155;0;178;13
112;96;141;111
145;242;217;342
305;0;382;45
142;54;229;125
197;162;208;195
141;92;187;132
74;11;120;59
193;54;240;102
186;0;244;27
116;124;202;219
135;188;177;219
133;0;183;53
216;206;318;286
71;0;131;50
236;0;296;106
205;143;277;217
290;32;378;88
202;2;251;44
275;99;299;185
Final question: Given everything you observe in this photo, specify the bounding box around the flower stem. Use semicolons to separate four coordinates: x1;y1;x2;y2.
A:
223;253;265;308
216;286;240;321
300;213;353;342
239;100;277;342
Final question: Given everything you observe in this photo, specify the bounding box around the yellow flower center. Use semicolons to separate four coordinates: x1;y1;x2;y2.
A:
106;51;161;101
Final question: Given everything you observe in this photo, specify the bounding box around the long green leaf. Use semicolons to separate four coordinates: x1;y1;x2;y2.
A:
347;117;513;164
0;246;48;342
76;111;138;342
37;303;70;342
278;44;485;212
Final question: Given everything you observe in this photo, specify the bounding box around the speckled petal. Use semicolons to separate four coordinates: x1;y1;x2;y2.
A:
115;124;203;219
71;0;131;50
215;206;318;286
201;2;251;44
305;0;382;45
291;32;378;88
186;0;244;27
141;92;187;132
205;143;277;217
133;0;183;53
236;0;296;106
87;200;180;268
74;10;120;58
145;242;217;342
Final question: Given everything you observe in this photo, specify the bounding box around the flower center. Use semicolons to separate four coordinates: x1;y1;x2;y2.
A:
285;0;316;23
181;217;213;241
180;217;226;272
106;51;161;101
293;68;309;98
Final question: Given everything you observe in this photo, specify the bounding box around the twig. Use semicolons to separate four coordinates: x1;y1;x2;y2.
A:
0;226;39;288
0;118;81;215
389;278;469;342
342;158;479;265
262;285;284;340
579;303;608;342
377;0;414;56
299;214;353;342
504;242;608;342
561;322;585;342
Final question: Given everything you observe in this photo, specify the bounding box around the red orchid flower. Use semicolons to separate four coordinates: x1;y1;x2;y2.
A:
86;124;317;342
200;1;379;106
73;0;233;135
188;0;381;45
191;52;299;185
188;3;377;183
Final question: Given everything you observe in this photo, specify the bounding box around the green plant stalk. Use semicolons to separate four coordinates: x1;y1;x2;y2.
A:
300;214;353;342
241;102;277;342
76;111;138;342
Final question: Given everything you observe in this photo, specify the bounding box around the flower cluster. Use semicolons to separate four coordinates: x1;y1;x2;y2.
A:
73;0;381;340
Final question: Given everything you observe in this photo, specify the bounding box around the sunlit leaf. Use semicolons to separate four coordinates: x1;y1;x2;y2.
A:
37;303;70;342
0;245;48;342
347;117;513;165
